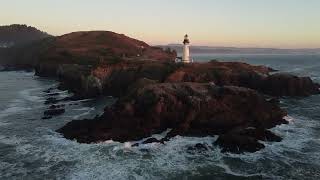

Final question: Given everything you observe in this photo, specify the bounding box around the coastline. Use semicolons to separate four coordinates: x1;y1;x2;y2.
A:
1;31;320;153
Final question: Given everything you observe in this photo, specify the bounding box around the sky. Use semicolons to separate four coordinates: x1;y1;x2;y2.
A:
1;0;320;48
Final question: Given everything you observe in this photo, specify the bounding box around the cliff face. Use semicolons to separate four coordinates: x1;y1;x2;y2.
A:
165;61;320;97
35;31;177;96
35;57;320;100
53;59;318;98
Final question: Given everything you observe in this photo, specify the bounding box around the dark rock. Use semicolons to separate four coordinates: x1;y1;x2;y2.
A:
160;137;171;143
43;87;55;94
260;73;320;96
44;108;65;116
187;143;209;153
142;138;163;144
240;128;283;142
165;62;320;97
49;104;65;109
36;54;319;100
57;83;287;145
268;98;280;104
44;97;59;105
214;128;282;153
46;92;60;96
215;133;265;154
61;95;83;102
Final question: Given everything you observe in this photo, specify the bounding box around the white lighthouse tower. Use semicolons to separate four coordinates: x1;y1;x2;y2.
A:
182;34;191;63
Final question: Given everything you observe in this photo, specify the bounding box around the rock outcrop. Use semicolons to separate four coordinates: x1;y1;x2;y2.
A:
37;58;319;100
33;31;178;97
260;73;320;97
214;128;282;153
165;61;320;97
58;83;287;153
52;57;318;154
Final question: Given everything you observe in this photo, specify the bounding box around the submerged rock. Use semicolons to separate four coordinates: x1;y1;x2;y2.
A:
142;138;163;144
44;108;65;117
214;128;282;153
215;132;266;154
187;143;210;153
49;104;65;109
44;97;59;105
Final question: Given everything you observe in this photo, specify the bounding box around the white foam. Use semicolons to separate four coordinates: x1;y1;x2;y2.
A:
19;88;44;103
123;142;132;149
103;140;116;144
284;115;295;122
0;121;10;126
71;111;91;120
215;163;270;178
70;107;96;119
73;107;94;111
0;106;32;119
0;135;25;145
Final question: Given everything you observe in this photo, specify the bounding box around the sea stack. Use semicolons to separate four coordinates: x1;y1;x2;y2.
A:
182;34;191;63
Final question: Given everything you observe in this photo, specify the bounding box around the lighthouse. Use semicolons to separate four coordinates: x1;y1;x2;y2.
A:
182;34;191;63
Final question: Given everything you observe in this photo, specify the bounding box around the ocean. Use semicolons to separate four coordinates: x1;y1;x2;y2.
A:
0;54;320;180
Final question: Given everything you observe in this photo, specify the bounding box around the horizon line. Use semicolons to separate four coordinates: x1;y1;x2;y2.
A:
2;24;319;50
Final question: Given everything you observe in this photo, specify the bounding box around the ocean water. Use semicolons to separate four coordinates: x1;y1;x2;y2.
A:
0;54;320;180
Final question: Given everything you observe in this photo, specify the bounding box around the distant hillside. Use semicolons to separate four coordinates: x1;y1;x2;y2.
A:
40;31;176;66
160;44;320;55
0;24;51;47
0;30;176;69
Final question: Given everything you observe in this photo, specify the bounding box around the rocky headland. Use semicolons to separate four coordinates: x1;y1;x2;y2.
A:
1;29;319;153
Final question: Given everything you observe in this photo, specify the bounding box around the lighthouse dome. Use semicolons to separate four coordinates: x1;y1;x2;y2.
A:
183;34;190;44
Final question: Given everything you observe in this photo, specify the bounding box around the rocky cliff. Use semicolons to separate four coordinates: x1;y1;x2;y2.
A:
55;59;319;153
34;31;177;96
45;59;318;98
58;83;288;153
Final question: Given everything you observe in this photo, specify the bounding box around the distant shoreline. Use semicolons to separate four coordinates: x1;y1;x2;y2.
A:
159;45;320;55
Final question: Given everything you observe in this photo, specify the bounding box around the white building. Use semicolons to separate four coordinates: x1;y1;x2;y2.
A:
182;34;191;63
